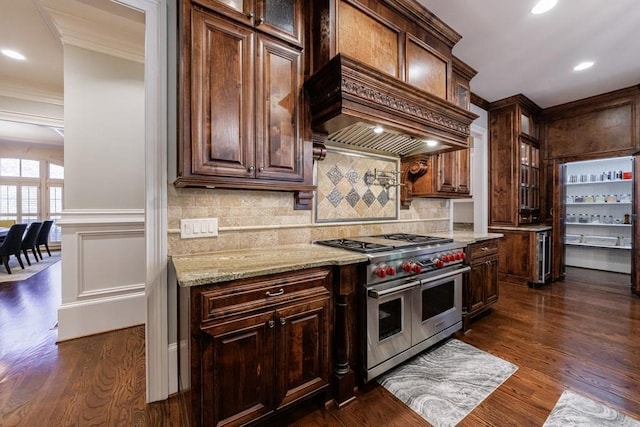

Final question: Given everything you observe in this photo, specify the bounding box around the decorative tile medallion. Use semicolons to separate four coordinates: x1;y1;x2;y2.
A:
315;148;399;223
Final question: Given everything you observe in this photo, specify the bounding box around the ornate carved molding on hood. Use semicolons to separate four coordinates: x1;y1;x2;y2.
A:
305;54;478;157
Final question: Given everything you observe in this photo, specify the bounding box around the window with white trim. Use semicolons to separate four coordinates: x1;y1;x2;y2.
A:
0;157;64;243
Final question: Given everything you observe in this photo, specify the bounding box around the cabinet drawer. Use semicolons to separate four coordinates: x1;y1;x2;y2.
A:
200;268;332;321
467;240;499;260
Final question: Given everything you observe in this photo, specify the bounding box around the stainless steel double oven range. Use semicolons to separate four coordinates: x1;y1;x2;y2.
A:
316;233;470;382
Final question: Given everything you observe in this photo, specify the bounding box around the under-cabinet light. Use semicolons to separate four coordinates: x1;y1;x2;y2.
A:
373;126;384;134
426;140;438;147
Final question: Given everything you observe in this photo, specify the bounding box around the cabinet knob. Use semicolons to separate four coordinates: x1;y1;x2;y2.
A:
248;166;255;172
256;16;264;25
247;11;254;19
259;166;264;172
268;320;275;328
280;317;286;326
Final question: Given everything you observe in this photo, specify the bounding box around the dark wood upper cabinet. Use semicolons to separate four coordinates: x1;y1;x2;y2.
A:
177;0;315;208
488;95;543;227
192;0;303;46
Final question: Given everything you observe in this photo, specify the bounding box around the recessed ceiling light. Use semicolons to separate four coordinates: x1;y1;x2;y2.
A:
426;139;438;147
573;61;594;71
1;49;26;61
531;0;557;14
373;126;384;134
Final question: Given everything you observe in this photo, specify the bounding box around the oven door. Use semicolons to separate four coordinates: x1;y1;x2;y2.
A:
412;266;470;345
366;279;418;371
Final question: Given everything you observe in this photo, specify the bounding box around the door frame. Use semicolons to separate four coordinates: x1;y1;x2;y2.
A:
114;0;169;402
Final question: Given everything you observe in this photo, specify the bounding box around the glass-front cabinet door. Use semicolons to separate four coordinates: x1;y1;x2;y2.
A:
258;0;303;46
519;138;540;222
196;0;302;46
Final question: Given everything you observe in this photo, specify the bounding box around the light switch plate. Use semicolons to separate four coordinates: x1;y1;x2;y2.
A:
180;218;218;239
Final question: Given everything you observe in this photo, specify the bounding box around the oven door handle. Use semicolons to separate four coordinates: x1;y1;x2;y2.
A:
420;266;471;285
367;280;420;299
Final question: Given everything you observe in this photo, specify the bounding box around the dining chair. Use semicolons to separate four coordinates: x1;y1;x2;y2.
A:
35;220;54;260
20;222;42;266
0;223;28;274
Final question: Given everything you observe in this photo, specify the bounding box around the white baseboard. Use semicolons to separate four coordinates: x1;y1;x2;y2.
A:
57;291;145;341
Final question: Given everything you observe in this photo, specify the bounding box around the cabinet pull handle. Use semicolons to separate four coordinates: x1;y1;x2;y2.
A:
280;317;286;326
266;288;284;297
481;246;489;251
268;320;275;328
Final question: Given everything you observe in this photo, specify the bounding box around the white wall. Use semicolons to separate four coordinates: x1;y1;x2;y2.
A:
58;44;146;341
63;45;145;209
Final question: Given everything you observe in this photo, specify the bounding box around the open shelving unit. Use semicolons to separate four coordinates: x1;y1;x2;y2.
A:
564;156;633;274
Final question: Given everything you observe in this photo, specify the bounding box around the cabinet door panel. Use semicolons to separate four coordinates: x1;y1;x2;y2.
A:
191;10;255;178
434;149;470;196
192;0;254;27
258;0;303;46
485;257;499;305
468;261;486;313
255;35;303;181
201;311;275;426
274;296;330;409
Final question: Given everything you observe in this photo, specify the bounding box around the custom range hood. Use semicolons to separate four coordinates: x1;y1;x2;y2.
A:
305;54;478;157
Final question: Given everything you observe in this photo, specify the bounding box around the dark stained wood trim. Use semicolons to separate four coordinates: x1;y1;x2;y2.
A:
470;92;490;111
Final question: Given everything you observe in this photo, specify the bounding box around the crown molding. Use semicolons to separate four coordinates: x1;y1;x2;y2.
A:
0;84;64;106
38;0;144;63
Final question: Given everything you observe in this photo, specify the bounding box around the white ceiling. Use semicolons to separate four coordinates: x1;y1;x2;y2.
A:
0;0;142;148
419;0;640;108
1;0;639;147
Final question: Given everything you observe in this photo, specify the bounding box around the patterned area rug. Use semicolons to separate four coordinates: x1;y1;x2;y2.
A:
378;338;518;427
0;252;60;283
544;390;640;426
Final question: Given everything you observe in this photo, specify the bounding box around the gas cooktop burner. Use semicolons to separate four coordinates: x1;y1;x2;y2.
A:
314;238;390;253
372;233;453;244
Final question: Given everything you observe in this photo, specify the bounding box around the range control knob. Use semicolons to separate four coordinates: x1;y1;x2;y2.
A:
376;267;387;278
402;262;413;272
435;259;444;268
386;266;396;276
412;263;422;273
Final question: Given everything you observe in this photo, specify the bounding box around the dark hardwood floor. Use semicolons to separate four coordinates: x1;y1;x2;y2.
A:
1;264;638;426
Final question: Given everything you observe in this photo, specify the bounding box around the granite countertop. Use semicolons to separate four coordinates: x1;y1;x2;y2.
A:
171;243;369;287
171;232;507;287
488;225;553;232
430;230;504;243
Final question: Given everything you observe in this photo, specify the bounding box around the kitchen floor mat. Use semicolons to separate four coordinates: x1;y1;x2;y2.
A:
543;390;640;427
377;338;517;427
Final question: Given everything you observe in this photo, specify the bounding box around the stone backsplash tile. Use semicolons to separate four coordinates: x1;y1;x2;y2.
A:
315;149;399;223
168;157;451;255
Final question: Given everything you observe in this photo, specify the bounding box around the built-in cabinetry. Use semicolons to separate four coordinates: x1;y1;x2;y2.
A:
564;157;633;274
488;226;551;287
177;0;316;209
179;267;332;426
489;95;543;227
463;238;499;330
398;56;476;206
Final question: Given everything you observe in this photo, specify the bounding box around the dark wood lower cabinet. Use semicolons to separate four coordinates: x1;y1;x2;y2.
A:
180;267;333;426
463;238;499;330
